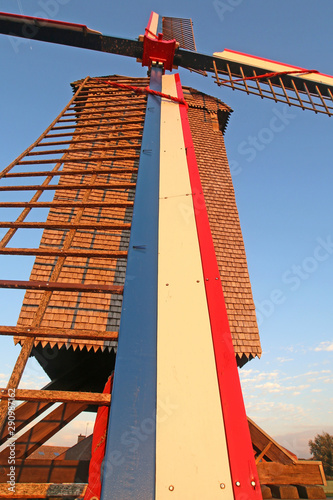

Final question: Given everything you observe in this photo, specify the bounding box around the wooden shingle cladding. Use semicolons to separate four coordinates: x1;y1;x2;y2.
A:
14;75;261;369
15;76;146;354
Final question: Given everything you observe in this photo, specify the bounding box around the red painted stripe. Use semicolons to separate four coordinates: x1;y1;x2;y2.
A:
0;11;90;31
175;73;262;500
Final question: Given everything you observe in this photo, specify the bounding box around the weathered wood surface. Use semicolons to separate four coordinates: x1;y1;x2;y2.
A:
0;389;110;405
269;484;299;499
296;485;326;499
0;325;118;341
257;462;326;485
0;459;89;484
248;417;297;465
0;482;87;498
261;484;273;499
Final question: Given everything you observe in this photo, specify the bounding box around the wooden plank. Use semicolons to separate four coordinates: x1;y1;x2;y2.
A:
0;389;111;405
0;403;87;460
27;143;141;155
0;181;136;191
0;222;131;230
0;201;134;208
257;462;326;485
4;167;138;178
0;325;118;341
0;483;87;498
0;280;124;294
0;248;127;258
0;459;89;484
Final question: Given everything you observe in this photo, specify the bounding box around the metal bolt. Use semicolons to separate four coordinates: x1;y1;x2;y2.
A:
251;481;256;487
169;485;174;491
235;482;241;487
220;483;225;489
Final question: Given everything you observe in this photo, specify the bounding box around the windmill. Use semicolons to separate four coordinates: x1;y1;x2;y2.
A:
0;10;331;500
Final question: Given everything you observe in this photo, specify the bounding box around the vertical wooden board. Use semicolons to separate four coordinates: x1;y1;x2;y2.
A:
155;74;233;500
147;12;159;37
175;74;262;500
101;67;162;500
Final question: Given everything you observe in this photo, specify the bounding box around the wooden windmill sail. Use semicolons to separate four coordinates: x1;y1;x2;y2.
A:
0;11;330;500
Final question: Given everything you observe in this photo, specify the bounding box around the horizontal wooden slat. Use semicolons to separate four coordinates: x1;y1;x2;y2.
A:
0;248;127;258
0;222;131;230
0;201;134;208
44;126;144;139
0;482;87;498
18;155;140;165
0;280;124;294
38;135;141;147
4;167;138;178
0;389;111;405
257;461;326;485
0;325;118;340
27;143;141;156
0;325;118;341
58;111;145;123
0;182;136;191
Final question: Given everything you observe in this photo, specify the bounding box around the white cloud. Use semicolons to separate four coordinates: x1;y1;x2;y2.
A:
277;357;294;363
314;341;333;352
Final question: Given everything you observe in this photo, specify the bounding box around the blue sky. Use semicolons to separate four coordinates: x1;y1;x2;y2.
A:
0;0;332;457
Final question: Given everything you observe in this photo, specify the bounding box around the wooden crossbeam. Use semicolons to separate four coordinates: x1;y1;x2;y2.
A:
27;143;141;155
0;280;124;294
0;389;111;405
0;249;127;258
4;167;138;177
255;441;272;464
0;325;118;341
0;201;134;208
0;222;131;230
0;181;136;191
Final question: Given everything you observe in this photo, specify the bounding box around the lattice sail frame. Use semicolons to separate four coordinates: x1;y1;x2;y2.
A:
211;49;333;116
